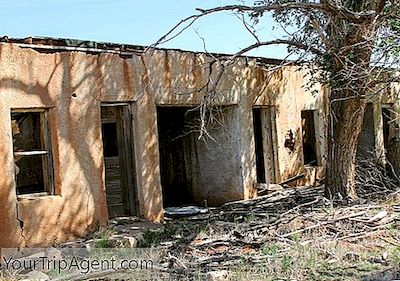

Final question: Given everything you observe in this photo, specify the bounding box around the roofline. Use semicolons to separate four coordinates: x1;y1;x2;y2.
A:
0;35;288;65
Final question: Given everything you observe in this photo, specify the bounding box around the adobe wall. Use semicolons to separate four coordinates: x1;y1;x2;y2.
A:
242;64;328;187
132;50;248;208
192;106;244;206
0;44;252;247
0;42;329;248
378;83;400;171
0;44;108;247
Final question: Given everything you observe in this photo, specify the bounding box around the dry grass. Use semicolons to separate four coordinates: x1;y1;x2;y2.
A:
140;192;400;280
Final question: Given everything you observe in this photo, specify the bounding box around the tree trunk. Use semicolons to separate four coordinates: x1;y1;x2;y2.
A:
325;95;366;200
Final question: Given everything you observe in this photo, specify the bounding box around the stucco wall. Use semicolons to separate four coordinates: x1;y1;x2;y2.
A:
192;106;244;205
0;42;330;248
247;65;327;186
0;45;108;247
0;44;251;247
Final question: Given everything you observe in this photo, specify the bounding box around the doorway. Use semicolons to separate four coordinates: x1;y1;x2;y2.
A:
301;110;318;166
252;107;277;184
101;104;137;218
357;103;375;158
156;106;199;207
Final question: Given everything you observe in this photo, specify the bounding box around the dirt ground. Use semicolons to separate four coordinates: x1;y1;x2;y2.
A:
2;186;400;280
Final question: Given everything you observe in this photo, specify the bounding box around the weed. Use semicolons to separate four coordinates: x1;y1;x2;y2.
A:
356;261;381;272
305;253;316;270
94;238;111;248
281;254;293;273
262;243;278;256
391;247;400;265
291;232;301;243
245;213;257;223
139;229;161;248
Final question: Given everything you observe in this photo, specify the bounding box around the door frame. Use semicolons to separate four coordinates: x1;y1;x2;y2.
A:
101;102;138;217
252;106;279;184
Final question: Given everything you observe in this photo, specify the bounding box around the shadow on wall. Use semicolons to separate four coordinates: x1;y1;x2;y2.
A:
0;47;115;247
250;66;327;185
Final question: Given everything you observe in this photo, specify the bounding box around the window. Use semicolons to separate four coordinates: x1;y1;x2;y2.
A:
301;110;318;166
11;109;54;196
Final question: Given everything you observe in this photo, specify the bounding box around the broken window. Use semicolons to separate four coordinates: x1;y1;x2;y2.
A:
11;109;54;196
301;110;318;166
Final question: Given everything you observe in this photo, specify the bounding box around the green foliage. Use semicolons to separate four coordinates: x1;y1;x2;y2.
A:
94;238;111;248
244;213;258;223
262;243;279;256
139;223;180;247
281;254;294;273
391;247;400;265
291;232;301;243
139;221;207;248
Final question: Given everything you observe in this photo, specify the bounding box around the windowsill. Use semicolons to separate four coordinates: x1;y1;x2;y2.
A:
304;164;321;168
17;192;55;199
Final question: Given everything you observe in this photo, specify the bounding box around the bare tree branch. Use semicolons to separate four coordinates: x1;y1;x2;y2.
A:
230;39;324;58
149;2;377;50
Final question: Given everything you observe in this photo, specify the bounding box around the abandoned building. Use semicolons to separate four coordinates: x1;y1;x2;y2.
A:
0;37;399;248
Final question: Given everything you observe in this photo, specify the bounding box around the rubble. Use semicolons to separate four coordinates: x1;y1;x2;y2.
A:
4;185;400;280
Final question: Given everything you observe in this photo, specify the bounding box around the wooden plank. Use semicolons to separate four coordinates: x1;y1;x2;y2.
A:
101;102;130;107
260;107;277;183
42;110;55;195
14;151;47;156
116;106;130;216
11;108;47;113
121;104;138;216
270;107;280;183
104;155;124;215
17;192;50;199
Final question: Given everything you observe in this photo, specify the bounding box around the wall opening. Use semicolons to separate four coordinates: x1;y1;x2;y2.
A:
157;106;199;207
252;107;277;183
357;103;375;159
381;103;400;175
301;110;318;166
382;104;395;153
11;109;54;196
101;104;137;218
253;109;265;183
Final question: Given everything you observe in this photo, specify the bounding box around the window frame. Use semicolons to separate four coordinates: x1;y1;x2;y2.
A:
11;108;55;197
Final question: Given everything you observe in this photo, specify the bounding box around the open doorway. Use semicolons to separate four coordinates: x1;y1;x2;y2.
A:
382;104;395;153
301;110;318;166
156;106;199;207
252;107;277;184
101;104;137;218
357;103;375;159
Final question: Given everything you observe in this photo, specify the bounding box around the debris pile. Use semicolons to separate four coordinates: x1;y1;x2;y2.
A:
3;186;400;280
156;186;400;280
356;156;400;199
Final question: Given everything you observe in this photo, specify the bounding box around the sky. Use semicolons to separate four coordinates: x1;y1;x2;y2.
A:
0;0;289;59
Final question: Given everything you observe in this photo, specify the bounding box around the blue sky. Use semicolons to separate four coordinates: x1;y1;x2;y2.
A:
0;0;288;58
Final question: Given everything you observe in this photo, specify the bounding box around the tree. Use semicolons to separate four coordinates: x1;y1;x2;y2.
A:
153;0;400;200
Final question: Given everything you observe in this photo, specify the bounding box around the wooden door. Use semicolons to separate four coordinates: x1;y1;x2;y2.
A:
101;104;137;218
